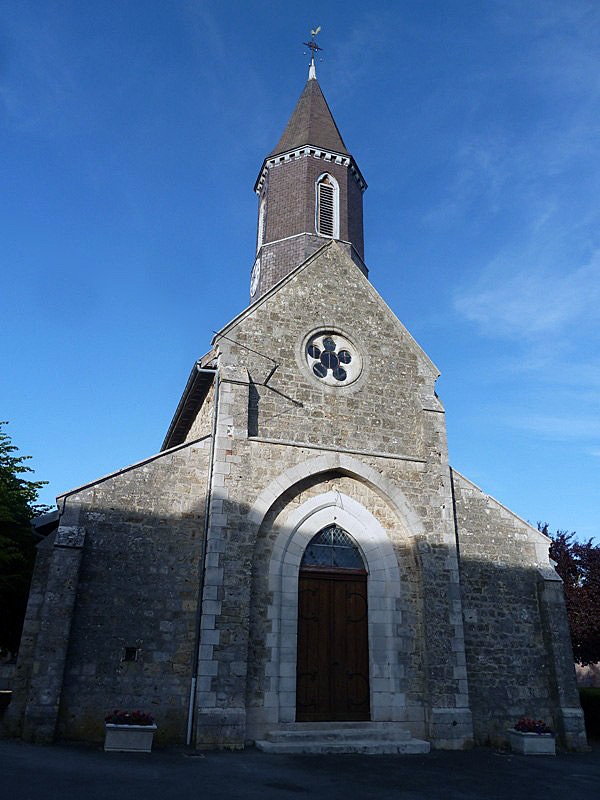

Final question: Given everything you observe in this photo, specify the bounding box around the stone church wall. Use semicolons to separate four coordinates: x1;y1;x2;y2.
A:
4;53;588;752
7;242;586;751
194;246;472;748
451;469;584;747
235;245;432;460
10;438;212;745
186;381;215;442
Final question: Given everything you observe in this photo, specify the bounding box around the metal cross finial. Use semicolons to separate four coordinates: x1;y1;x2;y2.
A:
303;25;323;63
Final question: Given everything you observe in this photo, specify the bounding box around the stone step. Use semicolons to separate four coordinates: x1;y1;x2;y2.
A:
255;723;430;755
273;721;400;732
266;725;412;743
255;738;431;755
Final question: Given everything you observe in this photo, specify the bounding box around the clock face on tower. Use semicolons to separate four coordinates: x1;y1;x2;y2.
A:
250;257;261;297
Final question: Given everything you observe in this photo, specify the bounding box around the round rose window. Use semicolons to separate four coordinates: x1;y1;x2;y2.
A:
305;332;361;387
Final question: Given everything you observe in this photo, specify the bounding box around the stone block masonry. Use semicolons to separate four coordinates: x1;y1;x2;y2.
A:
6;242;586;753
195;244;473;749
10;438;212;746
451;469;586;748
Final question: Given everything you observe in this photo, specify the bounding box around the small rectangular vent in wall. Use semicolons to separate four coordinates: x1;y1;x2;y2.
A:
123;647;139;662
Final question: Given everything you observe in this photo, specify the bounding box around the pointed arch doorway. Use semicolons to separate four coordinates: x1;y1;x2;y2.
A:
296;525;370;722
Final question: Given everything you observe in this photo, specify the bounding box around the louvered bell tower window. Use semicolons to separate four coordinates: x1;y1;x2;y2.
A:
316;174;339;238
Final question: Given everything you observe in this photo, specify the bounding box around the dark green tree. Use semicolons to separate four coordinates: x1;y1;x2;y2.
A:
540;523;600;665
0;423;49;659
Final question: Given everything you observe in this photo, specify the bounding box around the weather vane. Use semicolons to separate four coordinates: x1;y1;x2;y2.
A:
303;25;323;64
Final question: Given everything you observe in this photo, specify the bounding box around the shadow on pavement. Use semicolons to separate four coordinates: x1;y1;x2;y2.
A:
1;739;600;800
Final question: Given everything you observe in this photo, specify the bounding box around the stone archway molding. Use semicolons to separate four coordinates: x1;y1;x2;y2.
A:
247;456;425;738
248;452;425;538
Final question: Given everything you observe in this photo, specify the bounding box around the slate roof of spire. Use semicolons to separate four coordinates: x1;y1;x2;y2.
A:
269;76;350;157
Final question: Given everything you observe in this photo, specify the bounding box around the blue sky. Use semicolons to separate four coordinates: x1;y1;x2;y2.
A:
1;1;599;542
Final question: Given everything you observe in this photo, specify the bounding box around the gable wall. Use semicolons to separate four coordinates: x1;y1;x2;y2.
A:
234;245;434;459
193;245;471;747
451;470;581;745
53;439;211;745
258;233;324;300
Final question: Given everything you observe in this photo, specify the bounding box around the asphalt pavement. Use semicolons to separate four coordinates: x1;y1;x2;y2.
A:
1;738;599;800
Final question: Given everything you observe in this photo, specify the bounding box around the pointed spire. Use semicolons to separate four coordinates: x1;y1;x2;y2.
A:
269;75;349;157
251;37;367;300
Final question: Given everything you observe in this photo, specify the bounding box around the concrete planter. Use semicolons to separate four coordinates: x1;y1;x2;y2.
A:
104;723;157;753
0;690;12;711
508;729;555;755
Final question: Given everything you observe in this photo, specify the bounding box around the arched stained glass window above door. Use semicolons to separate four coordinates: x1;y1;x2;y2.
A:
300;525;365;571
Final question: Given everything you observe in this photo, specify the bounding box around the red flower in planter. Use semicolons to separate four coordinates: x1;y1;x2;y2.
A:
514;717;553;734
105;709;155;726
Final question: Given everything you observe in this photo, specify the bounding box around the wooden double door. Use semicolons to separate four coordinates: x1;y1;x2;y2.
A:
296;570;370;722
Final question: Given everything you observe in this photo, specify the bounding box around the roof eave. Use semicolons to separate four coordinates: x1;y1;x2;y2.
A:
161;352;217;451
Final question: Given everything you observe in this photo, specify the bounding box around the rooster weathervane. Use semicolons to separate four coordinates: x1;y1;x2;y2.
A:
303;25;323;63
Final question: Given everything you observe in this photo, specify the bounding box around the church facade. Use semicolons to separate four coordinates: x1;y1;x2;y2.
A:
4;64;587;752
